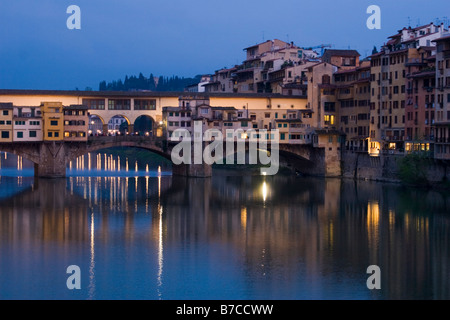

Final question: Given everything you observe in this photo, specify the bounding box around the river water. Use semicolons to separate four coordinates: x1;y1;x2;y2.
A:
0;151;449;300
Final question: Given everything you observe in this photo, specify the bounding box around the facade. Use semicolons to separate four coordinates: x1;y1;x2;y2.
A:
369;23;448;156
185;75;212;93
42;102;64;141
306;62;339;129
434;34;450;159
404;47;436;153
12;106;43;142
163;95;314;145
335;60;371;152
63;105;89;141
0;103;13;142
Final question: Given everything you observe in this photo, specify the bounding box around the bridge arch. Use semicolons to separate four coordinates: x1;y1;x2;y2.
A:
68;137;172;164
133;115;155;136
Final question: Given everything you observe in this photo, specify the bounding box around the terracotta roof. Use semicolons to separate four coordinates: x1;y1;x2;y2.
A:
322;49;360;58
0;89;306;99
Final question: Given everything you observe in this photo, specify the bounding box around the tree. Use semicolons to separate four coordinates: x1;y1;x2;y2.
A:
372;46;378;54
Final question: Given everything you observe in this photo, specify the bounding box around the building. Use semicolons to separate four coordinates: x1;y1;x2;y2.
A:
321;49;360;71
306;61;339;129
433;33;450;159
12;106;43;142
335;60;371;152
404;47;436;153
163;95;314;145
63;105;89;141
185;75;212;93
369;23;448;156
41;102;64;141
0;103;13;142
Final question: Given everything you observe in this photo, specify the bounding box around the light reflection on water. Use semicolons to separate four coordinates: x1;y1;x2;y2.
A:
0;152;450;300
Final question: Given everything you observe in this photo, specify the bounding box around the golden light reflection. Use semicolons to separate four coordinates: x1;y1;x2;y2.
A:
241;207;247;231
262;181;267;203
367;201;380;249
88;211;96;300
157;203;164;299
389;209;395;231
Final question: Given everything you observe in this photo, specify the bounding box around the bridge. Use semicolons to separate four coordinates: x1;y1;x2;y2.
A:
0;135;340;178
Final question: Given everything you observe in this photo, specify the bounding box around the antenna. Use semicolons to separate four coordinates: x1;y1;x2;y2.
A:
262;31;265;42
407;16;411;27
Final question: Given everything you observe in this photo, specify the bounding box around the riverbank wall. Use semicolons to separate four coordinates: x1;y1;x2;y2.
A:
342;151;450;185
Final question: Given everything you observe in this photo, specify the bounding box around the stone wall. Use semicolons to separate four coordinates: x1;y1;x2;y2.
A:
342;151;450;184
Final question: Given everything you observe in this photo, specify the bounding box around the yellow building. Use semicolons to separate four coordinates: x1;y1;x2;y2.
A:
42;102;64;141
0;102;13;142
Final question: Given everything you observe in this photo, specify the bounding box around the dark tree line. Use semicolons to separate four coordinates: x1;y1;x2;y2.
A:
98;73;202;92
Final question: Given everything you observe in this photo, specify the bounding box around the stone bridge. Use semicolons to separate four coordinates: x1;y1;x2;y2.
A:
0;136;339;178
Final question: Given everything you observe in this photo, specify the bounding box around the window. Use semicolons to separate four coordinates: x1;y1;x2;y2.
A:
50;120;58;126
280;133;285;140
54;132;59;138
17;132;23;138
201;108;208;114
64;132;70;137
108;99;131;110
241;121;248;127
0;121;4;125
324;115;335;125
134;99;156;110
29;131;37;138
265;113;271;118
48;132;53;138
1;131;9;139
2;110;8;116
82;99;105;110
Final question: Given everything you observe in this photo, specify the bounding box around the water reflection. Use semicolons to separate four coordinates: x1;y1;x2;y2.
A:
0;172;450;299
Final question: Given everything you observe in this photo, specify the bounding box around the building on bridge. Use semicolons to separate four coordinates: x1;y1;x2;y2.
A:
0;103;13;142
63;105;89;141
163;95;316;145
13;105;43;142
42;102;64;141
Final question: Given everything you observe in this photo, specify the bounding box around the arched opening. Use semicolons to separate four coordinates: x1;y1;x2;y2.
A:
108;115;130;136
134;115;154;137
88;115;105;136
0;151;35;177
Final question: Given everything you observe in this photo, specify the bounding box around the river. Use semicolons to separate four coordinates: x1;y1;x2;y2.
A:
0;151;449;300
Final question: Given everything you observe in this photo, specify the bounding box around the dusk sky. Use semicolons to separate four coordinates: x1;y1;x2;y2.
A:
0;0;449;90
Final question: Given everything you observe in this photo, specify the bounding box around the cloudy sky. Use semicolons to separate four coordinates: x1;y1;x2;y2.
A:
0;0;448;90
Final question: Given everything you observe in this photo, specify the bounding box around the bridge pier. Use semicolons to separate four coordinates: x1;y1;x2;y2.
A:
172;163;212;178
34;142;67;178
